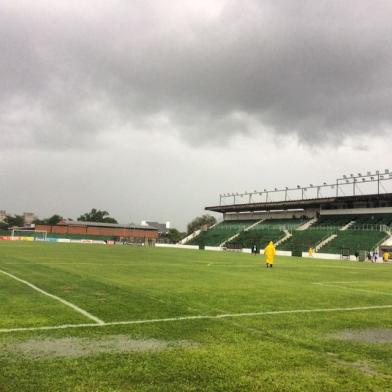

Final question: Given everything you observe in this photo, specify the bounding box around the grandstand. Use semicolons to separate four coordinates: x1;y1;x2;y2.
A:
192;170;392;258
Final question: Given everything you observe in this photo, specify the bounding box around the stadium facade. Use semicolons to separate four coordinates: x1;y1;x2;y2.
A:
184;171;392;260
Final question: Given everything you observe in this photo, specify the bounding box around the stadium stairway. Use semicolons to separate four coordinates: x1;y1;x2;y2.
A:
315;233;338;252
220;219;265;247
274;229;292;247
340;220;356;231
297;217;317;231
179;229;201;245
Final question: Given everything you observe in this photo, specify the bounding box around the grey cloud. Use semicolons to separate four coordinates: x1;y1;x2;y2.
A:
1;0;392;150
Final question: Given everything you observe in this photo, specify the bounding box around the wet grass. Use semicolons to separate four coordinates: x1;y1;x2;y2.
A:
0;241;392;391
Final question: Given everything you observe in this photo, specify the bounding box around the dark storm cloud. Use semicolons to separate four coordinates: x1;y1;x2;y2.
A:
1;0;391;150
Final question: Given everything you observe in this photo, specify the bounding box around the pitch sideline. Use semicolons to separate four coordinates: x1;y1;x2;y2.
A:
0;269;105;325
1;304;392;334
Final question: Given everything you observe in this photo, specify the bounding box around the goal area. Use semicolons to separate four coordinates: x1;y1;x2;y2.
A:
11;229;47;241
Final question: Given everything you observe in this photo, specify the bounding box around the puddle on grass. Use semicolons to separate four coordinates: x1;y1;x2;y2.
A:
3;335;197;360
330;328;392;344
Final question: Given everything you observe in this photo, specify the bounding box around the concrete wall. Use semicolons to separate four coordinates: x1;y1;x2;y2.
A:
320;207;392;216
224;209;318;221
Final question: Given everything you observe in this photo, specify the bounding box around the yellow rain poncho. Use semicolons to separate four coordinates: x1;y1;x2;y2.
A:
264;241;276;265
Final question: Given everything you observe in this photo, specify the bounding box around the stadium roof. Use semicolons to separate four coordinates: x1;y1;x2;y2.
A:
60;220;158;231
206;193;392;214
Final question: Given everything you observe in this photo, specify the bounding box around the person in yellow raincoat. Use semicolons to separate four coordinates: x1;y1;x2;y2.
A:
264;241;276;268
308;247;314;257
383;251;390;262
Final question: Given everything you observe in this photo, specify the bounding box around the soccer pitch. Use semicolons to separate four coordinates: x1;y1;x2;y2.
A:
1;242;392;391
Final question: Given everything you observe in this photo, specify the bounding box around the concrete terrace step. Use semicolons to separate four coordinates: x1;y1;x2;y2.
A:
340;221;356;231
297;217;318;231
275;229;292;247
315;234;338;252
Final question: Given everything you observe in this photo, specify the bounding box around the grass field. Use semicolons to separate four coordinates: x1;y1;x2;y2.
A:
1;242;392;391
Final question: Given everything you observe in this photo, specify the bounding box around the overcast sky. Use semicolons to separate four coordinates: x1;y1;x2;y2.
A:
1;0;392;230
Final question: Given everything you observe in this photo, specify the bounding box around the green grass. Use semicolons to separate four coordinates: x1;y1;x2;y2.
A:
1;242;392;391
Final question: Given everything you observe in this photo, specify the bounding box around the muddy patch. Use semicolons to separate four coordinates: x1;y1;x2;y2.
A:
330;328;392;344
326;353;383;377
4;335;197;360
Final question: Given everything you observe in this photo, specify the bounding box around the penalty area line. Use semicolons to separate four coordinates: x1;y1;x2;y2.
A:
1;304;392;333
0;269;104;325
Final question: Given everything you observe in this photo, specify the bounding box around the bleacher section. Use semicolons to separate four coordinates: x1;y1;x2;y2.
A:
350;214;392;229
278;230;333;254
188;220;257;247
321;230;388;254
228;228;285;250
312;215;353;228
226;218;306;250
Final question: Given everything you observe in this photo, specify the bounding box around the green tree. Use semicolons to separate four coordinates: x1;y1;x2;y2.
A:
46;214;63;225
166;228;186;243
2;215;25;229
77;209;118;223
33;214;63;225
187;214;216;234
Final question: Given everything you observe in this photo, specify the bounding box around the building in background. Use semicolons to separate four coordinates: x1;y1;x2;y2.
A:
141;221;170;235
23;212;36;225
0;210;6;222
35;220;158;244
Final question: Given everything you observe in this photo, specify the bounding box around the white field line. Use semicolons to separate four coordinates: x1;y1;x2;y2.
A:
0;269;104;325
1;304;392;333
313;282;392;297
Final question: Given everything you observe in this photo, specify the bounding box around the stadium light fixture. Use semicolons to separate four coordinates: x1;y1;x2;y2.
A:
376;170;380;174
346;180;349;183
385;169;389;174
367;171;371;176
343;175;347;179
362;178;366;182
323;182;327;185
358;173;362;176
350;174;354;177
297;185;300;189
264;189;267;192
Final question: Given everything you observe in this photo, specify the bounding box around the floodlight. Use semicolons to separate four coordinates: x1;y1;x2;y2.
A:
358;173;362;176
264;189;267;192
323;182;327;185
350;174;354;177
376;170;380;174
297;185;300;188
362;178;365;182
346;180;349;183
310;184;313;187
343;175;347;179
371;177;374;180
385;169;389;174
367;171;371;176
380;175;384;179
